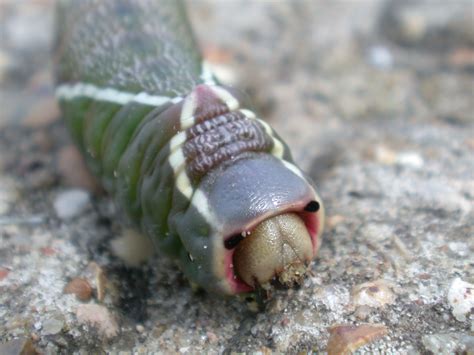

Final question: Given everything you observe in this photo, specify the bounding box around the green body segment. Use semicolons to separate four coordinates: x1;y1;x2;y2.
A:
55;1;204;257
55;0;202;95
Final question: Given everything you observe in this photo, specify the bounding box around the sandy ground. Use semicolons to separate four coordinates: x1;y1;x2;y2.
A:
0;0;473;353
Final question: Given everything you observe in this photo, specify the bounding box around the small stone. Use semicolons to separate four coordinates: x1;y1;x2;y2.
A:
42;317;64;335
57;145;101;193
136;324;145;333
83;262;107;302
64;278;93;301
86;262;107;302
76;304;119;339
327;323;388;355
447;278;474;322
0;337;37;355
110;228;154;267
396;151;424;169
352;280;396;308
53;189;90;219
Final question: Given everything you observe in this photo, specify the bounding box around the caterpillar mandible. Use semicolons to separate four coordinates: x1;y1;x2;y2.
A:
54;0;324;296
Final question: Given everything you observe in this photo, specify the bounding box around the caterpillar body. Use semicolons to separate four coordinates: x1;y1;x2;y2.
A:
55;0;324;295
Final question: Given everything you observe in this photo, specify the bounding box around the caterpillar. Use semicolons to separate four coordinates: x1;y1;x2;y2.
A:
54;0;324;296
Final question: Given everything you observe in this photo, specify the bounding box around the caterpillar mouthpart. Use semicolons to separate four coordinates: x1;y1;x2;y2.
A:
233;213;313;290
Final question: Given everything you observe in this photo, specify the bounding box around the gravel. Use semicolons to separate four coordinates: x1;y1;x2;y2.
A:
0;0;473;353
53;189;91;220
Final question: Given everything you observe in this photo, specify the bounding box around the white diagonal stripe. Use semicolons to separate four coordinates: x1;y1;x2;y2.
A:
56;60;216;107
56;82;180;107
208;86;239;111
180;91;197;130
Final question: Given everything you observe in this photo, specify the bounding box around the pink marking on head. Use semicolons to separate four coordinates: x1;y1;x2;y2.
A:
299;210;320;256
191;84;230;125
224;249;253;293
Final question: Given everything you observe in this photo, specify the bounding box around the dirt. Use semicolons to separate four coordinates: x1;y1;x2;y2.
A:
0;0;473;353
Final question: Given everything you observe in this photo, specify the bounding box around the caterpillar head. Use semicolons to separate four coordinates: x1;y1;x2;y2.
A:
174;154;324;296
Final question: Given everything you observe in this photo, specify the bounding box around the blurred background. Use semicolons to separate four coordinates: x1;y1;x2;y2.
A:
0;1;473;353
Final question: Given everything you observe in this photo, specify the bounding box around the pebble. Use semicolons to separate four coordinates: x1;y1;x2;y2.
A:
352;280;396;308
64;277;93;301
447;278;474;322
42;317;64;335
76;304;119;339
83;262;107;302
53;189;90;219
57;145;101;193
110;228;154;267
396;152;424;169
327;323;388;355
